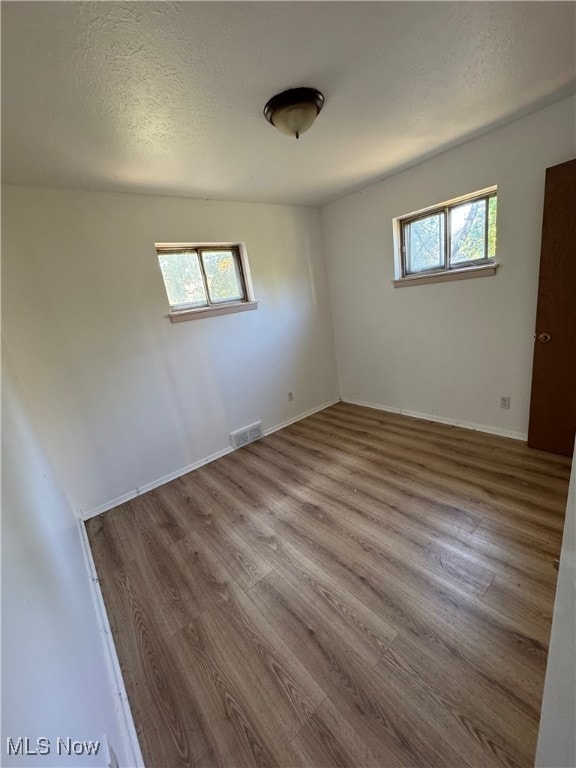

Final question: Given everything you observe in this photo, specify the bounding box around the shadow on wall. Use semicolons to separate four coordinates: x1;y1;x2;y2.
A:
1;348;127;767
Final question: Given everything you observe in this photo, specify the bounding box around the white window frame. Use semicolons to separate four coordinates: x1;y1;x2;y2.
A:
393;186;498;287
155;242;258;322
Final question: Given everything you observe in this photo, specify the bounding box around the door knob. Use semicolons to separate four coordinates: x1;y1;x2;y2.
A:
537;333;551;343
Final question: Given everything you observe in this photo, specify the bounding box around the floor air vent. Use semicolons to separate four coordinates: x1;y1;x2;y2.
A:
230;422;263;449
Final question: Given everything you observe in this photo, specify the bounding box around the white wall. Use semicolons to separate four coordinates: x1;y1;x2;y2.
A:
536;440;576;768
2;188;339;516
322;96;575;438
3;98;573;768
1;351;132;767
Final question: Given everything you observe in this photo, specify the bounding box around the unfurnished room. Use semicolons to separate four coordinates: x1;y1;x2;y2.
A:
2;2;575;768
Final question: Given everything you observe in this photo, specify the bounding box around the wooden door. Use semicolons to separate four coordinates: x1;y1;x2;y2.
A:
528;158;576;457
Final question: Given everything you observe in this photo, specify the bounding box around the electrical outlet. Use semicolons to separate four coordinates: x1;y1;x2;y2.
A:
287;391;294;402
500;396;511;410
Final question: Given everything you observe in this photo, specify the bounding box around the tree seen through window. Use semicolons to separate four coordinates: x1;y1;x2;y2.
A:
402;192;497;275
157;246;247;310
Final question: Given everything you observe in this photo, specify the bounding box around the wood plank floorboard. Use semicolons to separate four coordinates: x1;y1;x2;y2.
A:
86;403;571;768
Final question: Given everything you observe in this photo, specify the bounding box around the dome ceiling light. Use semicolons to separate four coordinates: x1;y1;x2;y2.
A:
263;87;325;139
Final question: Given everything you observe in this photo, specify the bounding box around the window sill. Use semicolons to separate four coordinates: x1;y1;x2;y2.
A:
168;301;258;323
393;263;498;288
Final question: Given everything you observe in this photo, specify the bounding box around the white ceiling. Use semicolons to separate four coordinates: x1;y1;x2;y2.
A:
2;2;575;206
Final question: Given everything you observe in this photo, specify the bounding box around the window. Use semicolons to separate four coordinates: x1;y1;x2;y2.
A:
156;243;257;322
394;188;498;286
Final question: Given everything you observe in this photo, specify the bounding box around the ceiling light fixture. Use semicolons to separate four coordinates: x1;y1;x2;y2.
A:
264;87;324;139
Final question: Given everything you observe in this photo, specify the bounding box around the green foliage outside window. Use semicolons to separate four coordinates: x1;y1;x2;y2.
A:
402;193;497;275
158;247;246;310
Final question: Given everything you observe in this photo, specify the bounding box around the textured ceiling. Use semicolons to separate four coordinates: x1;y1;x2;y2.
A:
2;2;575;206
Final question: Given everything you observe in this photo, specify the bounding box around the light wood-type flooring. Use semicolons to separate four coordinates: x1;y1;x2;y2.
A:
86;403;571;768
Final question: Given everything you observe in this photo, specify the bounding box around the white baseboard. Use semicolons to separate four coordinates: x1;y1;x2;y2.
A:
75;397;340;765
80;445;235;521
263;397;341;437
77;520;145;768
342;398;528;441
79;397;341;521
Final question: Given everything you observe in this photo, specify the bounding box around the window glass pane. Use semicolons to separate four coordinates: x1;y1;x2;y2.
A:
488;196;497;259
450;198;487;264
404;213;445;273
201;250;245;304
158;251;207;308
